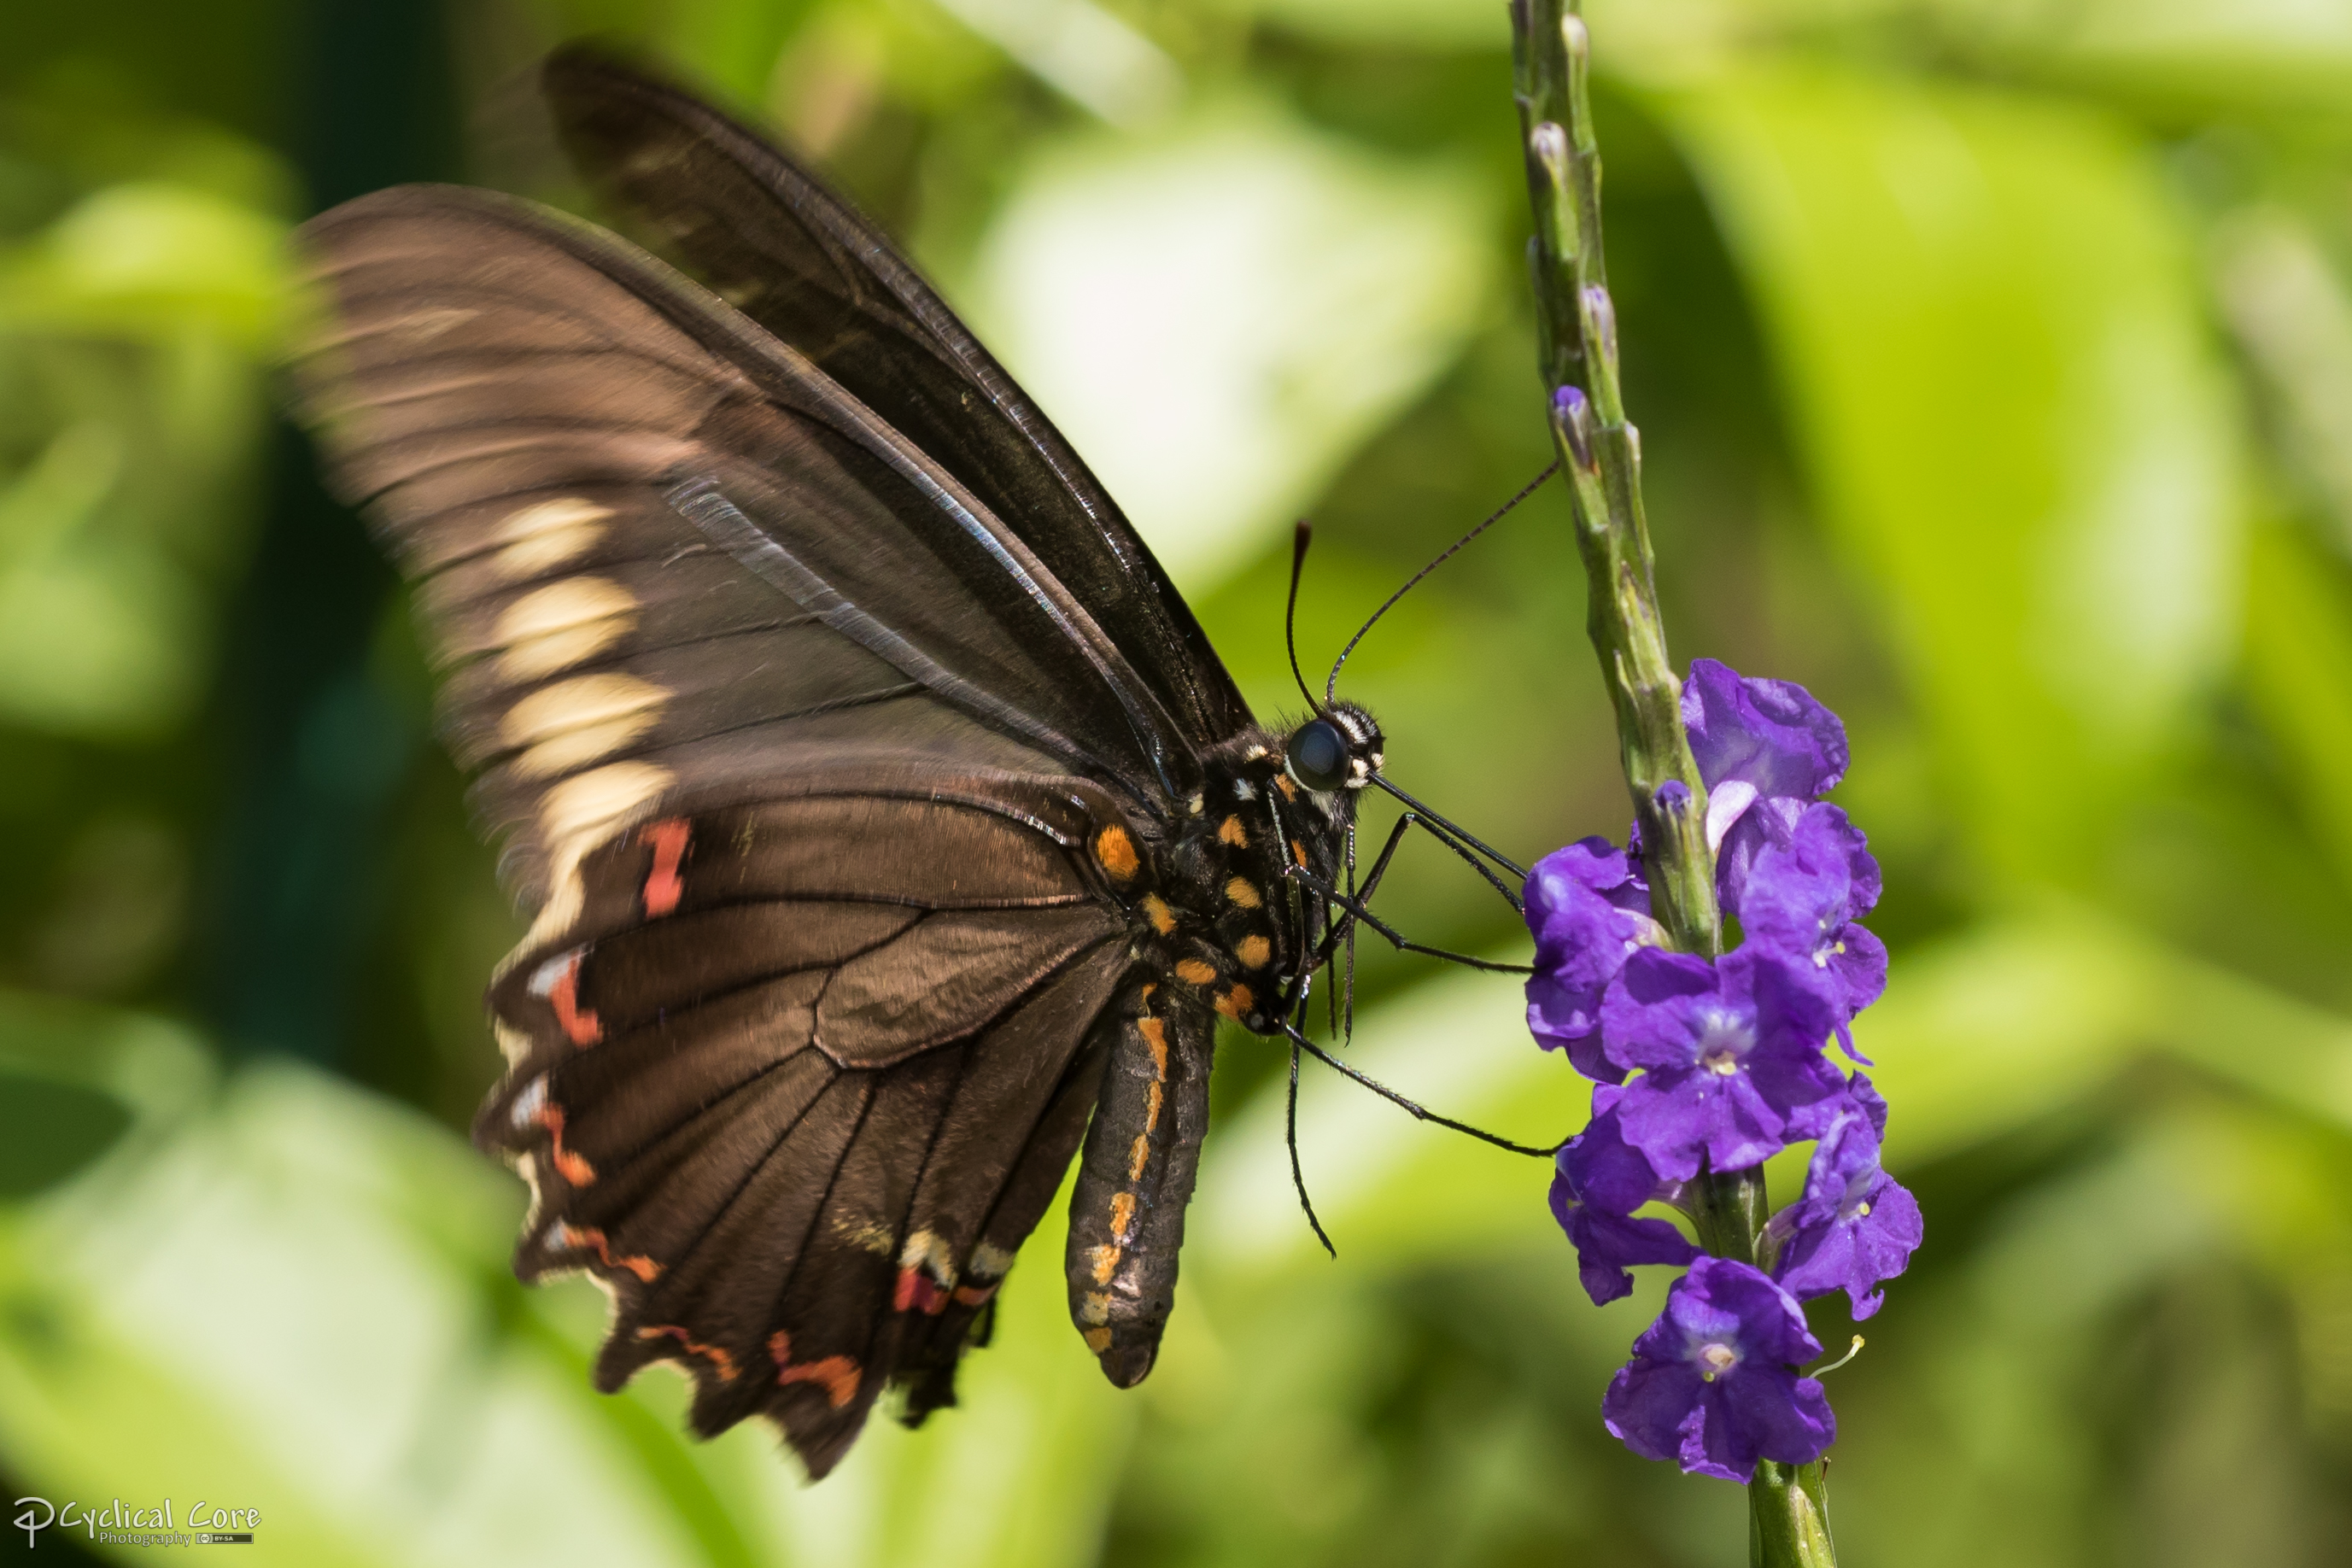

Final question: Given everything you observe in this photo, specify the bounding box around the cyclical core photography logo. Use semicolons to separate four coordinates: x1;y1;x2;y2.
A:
14;1494;261;1548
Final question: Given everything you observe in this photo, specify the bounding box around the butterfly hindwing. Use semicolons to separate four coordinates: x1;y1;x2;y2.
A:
478;795;1132;1474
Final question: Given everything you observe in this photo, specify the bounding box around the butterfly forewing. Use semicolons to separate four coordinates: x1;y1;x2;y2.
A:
538;46;1251;757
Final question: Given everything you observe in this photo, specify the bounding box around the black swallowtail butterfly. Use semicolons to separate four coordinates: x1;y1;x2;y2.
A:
291;46;1496;1477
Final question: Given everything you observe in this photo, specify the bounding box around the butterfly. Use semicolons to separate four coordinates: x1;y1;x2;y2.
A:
290;45;1521;1478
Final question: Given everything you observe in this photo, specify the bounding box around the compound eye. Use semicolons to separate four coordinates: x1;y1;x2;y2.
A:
1284;719;1349;793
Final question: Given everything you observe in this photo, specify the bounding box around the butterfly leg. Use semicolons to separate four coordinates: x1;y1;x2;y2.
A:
1282;1022;1561;1159
1064;986;1214;1388
1286;1039;1336;1257
1305;811;1413;977
1289;863;1533;974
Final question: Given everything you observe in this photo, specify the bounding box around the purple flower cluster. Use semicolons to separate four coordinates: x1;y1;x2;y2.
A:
1528;660;1922;1483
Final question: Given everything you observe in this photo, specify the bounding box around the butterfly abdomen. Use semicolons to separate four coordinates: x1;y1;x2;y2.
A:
1063;980;1214;1387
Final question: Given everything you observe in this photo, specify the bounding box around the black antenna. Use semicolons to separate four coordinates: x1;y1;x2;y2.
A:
1327;461;1559;701
1285;519;1326;717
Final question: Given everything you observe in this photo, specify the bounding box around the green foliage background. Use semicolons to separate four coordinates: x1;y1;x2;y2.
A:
6;1;2352;1562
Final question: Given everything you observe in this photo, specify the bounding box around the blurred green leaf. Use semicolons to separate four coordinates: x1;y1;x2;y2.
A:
2215;211;2352;559
928;0;1184;126
1934;0;2352;116
961;96;1494;593
2238;518;2352;892
0;181;290;348
0;986;209;1196
1236;0;1512;51
1654;61;2246;891
0;419;208;738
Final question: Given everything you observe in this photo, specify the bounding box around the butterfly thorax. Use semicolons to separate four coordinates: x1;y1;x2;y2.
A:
1088;702;1382;1036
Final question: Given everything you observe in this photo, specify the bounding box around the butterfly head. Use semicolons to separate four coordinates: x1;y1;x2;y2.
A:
1283;701;1384;795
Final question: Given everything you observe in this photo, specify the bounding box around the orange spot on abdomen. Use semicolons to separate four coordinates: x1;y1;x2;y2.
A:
1174;958;1216;986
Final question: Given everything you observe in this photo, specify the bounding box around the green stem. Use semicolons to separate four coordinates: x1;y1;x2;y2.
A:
1507;4;1835;1562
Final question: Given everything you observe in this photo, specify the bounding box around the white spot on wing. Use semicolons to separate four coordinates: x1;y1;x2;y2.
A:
528;950;581;998
386;306;477;342
492;1020;535;1067
898;1229;957;1275
503;673;665;777
488;498;613;582
494;578;637;682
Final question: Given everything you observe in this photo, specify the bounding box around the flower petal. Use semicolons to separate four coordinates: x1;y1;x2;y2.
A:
1602;1356;1711;1466
1723;1366;1836;1470
1705;778;1758;853
1681;658;1849;801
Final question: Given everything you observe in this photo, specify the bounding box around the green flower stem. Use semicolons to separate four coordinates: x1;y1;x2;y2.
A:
1507;4;1836;1562
1509;0;1717;959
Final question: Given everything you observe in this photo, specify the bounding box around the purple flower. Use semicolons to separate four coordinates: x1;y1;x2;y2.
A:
1681;659;1848;912
1737;802;1887;1057
1603;1256;1836;1481
1524;837;1665;1083
1602;945;1847;1180
1550;1085;1699;1304
1771;1077;1922;1319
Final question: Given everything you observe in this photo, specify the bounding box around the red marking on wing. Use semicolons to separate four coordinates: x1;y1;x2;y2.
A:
638;818;690;918
563;1225;660;1283
951;1282;998;1308
547;955;603;1046
768;1331;862;1408
892;1268;950;1316
637;1324;739;1382
535;1102;598;1186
